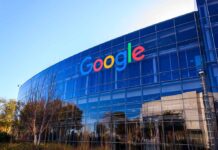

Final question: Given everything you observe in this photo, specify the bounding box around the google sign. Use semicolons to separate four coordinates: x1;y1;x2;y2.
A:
80;43;145;75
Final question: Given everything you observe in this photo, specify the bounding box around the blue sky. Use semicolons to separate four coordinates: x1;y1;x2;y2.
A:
0;0;196;99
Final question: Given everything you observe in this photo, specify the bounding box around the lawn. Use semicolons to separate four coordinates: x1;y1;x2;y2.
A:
0;143;73;150
0;143;110;150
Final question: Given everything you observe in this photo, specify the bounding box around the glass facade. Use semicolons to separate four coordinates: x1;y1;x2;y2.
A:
18;0;218;149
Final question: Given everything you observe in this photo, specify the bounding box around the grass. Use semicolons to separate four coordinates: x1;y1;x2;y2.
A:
0;143;111;150
0;143;73;150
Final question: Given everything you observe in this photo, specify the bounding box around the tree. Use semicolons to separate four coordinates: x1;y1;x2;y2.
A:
11;101;23;141
19;72;61;145
0;98;6;112
0;99;17;134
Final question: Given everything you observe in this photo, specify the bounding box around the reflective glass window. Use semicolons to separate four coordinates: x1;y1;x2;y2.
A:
142;75;156;85
126;31;139;41
113;43;125;53
143;86;161;102
175;13;195;25
158;44;176;53
212;24;218;48
176;22;197;42
178;38;199;51
141;33;157;49
140;26;155;37
128;78;140;87
189;68;198;78
128;62;140;76
157;20;174;31
186;48;201;67
157;28;176;47
159;54;170;72
144;49;157;56
170;53;179;70
88;73;97;87
172;70;180;80
117;69;127;81
112;36;124;46
79;76;87;89
117;80;127;89
198;5;207;18
197;0;205;5
56;82;65;99
161;83;182;96
100;41;111;50
181;69;189;78
141;58;155;75
179;51;188;69
65;79;75;99
160;72;171;81
208;2;218;16
103;69;112;83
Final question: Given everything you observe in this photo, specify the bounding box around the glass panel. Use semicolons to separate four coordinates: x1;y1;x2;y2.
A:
175;13;195;25
159;54;170;72
176;22;197;42
141;33;157;49
126;31;139;41
179;51;188;69
160;72;171;82
186;48;201;67
157;28;176;47
170;52;179;70
127;62;140;78
172;70;180;80
112;36;124;46
208;2;218;16
157;20;174;31
65;79;75;99
212;26;218;48
161;82;182;96
140;26;156;37
142;74;158;85
141;58;155;75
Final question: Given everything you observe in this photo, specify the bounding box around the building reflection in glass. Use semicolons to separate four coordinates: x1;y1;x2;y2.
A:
40;91;211;150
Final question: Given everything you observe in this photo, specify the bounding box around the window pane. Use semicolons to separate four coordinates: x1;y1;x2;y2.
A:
142;75;154;85
157;28;176;47
157;20;174;31
159;54;170;72
127;62;140;78
208;2;218;16
172;70;180;80
170;52;179;70
176;22;197;42
126;31;139;41
141;33;157;49
212;26;218;48
186;48;201;67
140;26;155;37
179;51;188;68
141;58;155;75
175;13;195;25
160;72;171;82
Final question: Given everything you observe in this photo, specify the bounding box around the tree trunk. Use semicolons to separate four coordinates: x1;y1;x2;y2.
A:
34;134;37;145
37;133;41;146
33;118;37;145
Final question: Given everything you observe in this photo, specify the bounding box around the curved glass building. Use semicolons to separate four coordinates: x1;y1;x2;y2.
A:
18;0;218;149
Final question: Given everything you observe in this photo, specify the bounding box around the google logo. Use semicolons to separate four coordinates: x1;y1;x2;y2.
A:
80;43;145;75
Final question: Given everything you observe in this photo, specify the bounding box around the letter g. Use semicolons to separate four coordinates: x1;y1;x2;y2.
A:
80;56;93;75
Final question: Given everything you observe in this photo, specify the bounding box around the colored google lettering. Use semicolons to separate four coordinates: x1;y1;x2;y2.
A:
80;43;145;75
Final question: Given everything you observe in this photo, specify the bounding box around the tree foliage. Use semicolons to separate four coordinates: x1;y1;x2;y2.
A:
0;99;17;134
